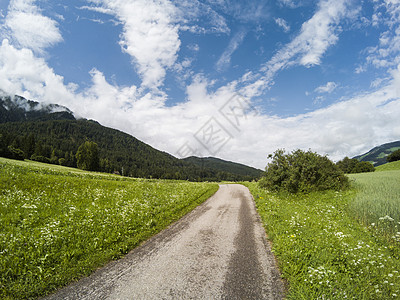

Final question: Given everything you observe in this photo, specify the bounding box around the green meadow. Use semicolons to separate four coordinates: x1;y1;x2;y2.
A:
0;158;218;299
2;155;400;299
376;160;400;172
245;162;400;299
348;167;400;241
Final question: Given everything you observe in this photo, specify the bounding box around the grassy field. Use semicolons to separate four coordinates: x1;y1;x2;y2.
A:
348;168;400;241
376;160;400;172
0;158;219;299
245;172;400;299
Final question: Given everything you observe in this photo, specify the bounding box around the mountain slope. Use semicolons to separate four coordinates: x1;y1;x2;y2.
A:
0;90;75;123
353;141;400;166
183;156;262;178
0;92;260;181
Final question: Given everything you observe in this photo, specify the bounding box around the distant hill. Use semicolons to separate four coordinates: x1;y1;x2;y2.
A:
183;156;262;178
0;92;261;182
353;141;400;166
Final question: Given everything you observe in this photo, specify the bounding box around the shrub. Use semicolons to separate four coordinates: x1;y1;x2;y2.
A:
58;158;66;166
30;154;50;164
7;145;25;160
387;149;400;162
259;149;349;193
336;157;375;173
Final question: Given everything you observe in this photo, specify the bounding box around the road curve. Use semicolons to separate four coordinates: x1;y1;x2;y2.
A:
44;184;285;299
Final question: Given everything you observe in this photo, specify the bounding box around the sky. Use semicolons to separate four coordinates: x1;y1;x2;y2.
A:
0;0;400;169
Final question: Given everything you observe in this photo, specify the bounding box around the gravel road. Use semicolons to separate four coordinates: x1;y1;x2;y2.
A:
44;184;285;299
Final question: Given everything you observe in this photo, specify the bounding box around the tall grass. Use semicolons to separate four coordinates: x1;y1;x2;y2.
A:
0;158;219;299
348;170;400;242
245;182;400;299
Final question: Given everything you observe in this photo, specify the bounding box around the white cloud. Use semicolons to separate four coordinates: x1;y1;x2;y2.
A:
314;81;338;93
355;64;366;74
216;30;247;71
233;79;400;167
175;0;229;34
276;0;351;67
1;37;400;169
1;0;400;171
313;95;325;104
187;43;200;52
84;0;232;90
86;0;181;90
240;0;356;99
275;17;290;32
0;39;75;102
278;0;303;8
364;1;400;70
1;0;63;54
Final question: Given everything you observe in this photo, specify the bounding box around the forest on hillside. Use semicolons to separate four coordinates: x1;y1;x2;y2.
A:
0;119;261;182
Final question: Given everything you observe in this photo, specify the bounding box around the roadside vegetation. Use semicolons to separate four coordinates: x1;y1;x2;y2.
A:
0;157;219;299
246;150;400;299
259;149;349;193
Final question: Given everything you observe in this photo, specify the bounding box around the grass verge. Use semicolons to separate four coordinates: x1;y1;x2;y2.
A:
244;182;400;299
0;158;219;299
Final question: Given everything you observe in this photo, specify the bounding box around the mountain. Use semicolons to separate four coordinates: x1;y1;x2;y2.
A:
0;92;261;181
353;141;400;166
0;90;75;123
183;156;262;178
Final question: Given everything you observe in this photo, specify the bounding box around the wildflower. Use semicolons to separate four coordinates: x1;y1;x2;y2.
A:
379;215;394;221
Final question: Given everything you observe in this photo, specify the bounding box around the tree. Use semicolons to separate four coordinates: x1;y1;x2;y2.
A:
65;151;76;167
76;141;100;171
50;149;58;164
0;134;9;157
260;149;349;193
387;149;400;162
336;157;374;173
352;161;375;173
23;133;36;159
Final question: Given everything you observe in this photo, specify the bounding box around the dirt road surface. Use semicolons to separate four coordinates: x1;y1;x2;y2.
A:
44;184;285;299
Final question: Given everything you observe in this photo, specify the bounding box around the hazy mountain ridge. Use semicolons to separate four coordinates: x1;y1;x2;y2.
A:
353;141;400;166
0;92;261;181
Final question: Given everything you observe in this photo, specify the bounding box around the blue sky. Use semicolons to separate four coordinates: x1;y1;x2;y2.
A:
1;0;400;168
